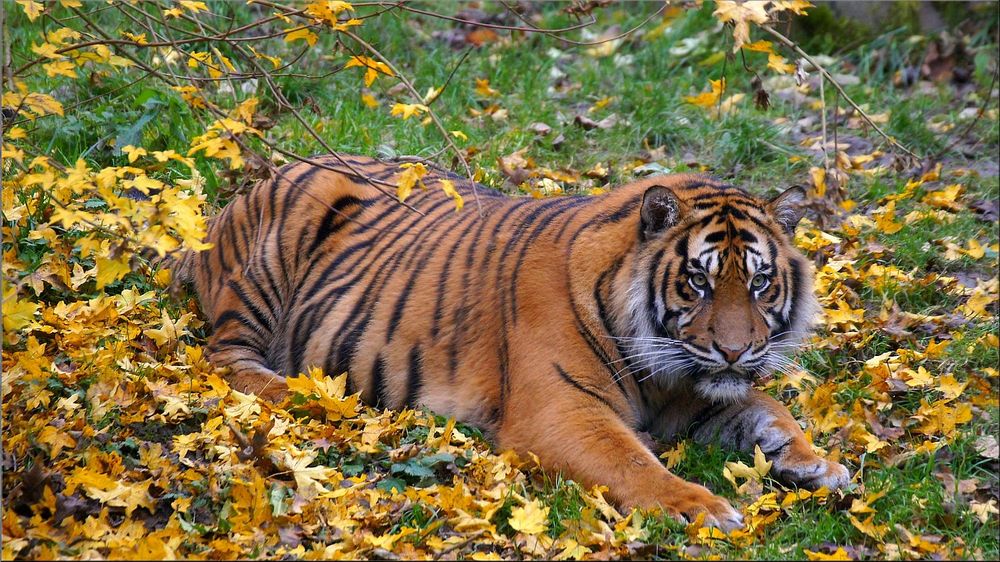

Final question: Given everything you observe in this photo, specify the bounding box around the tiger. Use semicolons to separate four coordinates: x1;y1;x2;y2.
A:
174;154;850;530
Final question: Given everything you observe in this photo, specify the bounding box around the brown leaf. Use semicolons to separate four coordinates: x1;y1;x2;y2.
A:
527;122;552;136
975;435;999;459
864;410;905;441
229;419;277;473
574;113;618;130
389;443;421;463
278;526;304;547
498;147;533;185
969;198;999;222
465;28;498;46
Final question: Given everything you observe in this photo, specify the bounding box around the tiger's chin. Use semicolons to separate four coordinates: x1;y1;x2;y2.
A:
693;370;753;404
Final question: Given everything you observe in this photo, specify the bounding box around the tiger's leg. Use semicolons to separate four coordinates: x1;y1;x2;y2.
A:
206;284;288;402
689;389;850;490
498;396;744;531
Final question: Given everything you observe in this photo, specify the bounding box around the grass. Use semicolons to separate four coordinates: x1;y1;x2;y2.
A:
3;1;998;560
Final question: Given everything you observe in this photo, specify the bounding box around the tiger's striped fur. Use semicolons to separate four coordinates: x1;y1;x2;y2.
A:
179;155;849;530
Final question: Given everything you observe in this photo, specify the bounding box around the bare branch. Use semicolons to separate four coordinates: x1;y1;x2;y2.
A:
762;23;922;162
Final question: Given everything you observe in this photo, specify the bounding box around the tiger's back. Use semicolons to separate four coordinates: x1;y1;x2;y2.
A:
189;154;614;431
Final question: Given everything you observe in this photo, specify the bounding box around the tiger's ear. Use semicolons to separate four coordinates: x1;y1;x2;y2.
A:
640;185;683;241
769;185;807;235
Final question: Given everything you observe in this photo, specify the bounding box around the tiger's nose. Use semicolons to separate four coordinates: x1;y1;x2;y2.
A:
715;343;750;364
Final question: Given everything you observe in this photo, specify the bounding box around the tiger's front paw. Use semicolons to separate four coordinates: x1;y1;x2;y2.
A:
775;452;850;491
658;485;744;533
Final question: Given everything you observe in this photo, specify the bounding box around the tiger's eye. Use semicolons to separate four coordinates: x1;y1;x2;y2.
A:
691;273;708;287
751;273;768;288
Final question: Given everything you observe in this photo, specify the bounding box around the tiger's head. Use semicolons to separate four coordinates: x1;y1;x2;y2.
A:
624;181;819;403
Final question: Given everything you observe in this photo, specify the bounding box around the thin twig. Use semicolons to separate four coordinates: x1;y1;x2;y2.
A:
393;3;597;35
342;29;483;214
431;530;486;561
931;66;999;161
762;23;921;161
832;90;839;157
428;47;473;107
497;0;666;47
819;71;829;169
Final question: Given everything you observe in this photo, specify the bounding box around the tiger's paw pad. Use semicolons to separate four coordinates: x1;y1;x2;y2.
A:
778;456;850;491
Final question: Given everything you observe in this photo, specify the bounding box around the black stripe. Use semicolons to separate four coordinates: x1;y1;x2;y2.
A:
226;280;271;332
405;345;424;408
688;402;730;432
508;198;587;322
386;201;479;342
739;229;758;244
593;257;632;398
306;196;366;256
431;205;487;339
371;354;386;407
704;231;726;244
554;364;623;418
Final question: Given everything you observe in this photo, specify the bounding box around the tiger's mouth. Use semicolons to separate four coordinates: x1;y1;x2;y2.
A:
700;366;774;385
692;369;754;404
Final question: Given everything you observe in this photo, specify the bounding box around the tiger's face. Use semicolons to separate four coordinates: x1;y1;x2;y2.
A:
625;183;819;403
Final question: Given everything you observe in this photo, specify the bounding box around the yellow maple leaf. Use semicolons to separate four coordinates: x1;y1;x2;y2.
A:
475;78;499;97
224;390;261;421
684;78;726;109
284;27;318;47
396;162;428;203
65;467;119;495
143;309;195;349
937;374;966;400
344;55;394;86
772;0;814;15
509;498;549;535
43;60;76;78
873;200;904;234
859;429;888;454
804;547;851;561
554;538;591;560
767;52;796;74
659;441;687;470
962;238;985;259
31;42;62;59
714;0;769;51
743;39;775;54
724;445;772;493
122;145;147;163
825;300;865;328
924;339;949;358
179;0;208;12
38;425;76;458
971;499;999;523
2;283;40;332
439;179;464;212
922;184;963;210
281;447;336;500
849;514;889;540
390;102;429;120
903;366;933;388
16;0;43;21
95;255;132;289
